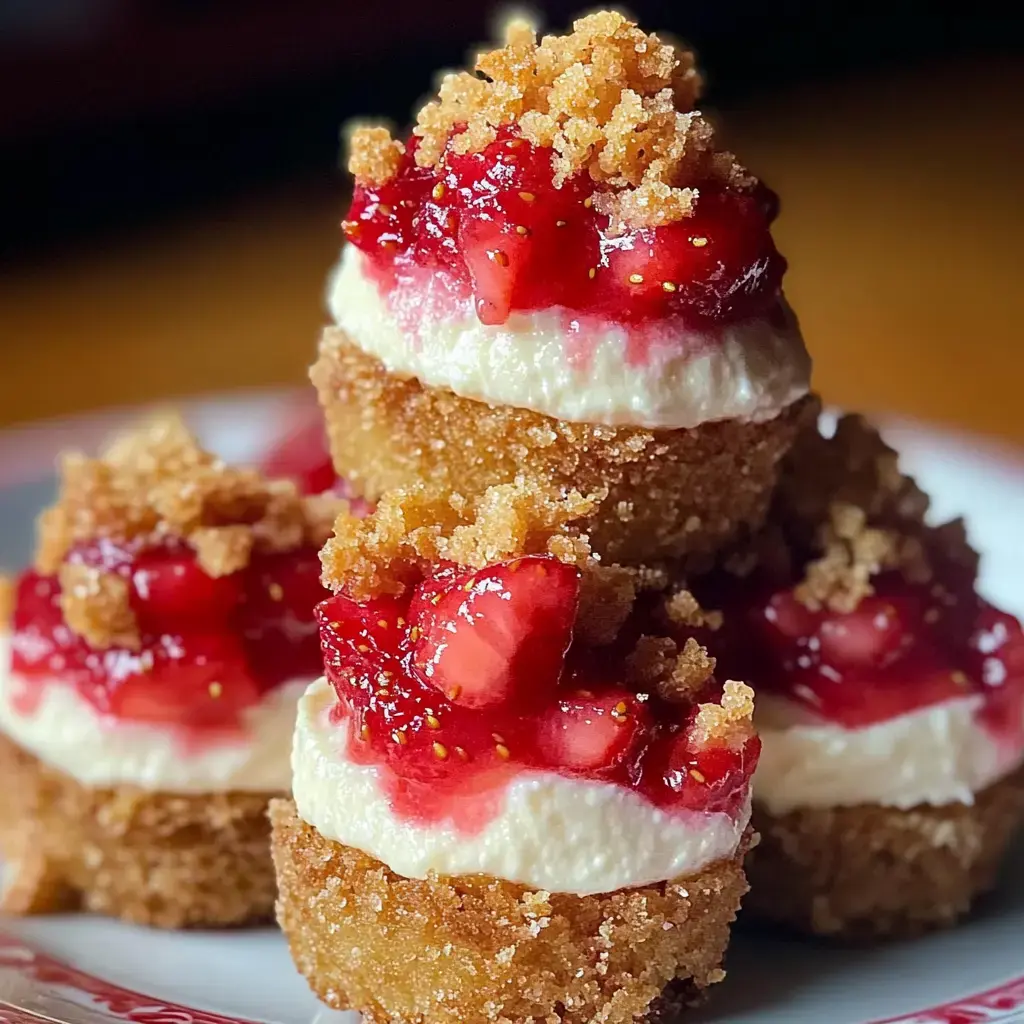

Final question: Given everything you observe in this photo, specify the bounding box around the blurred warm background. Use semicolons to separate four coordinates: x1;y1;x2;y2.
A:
1;1;1022;443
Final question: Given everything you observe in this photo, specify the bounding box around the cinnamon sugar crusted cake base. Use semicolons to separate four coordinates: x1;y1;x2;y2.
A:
271;799;750;1024
0;735;277;928
744;767;1024;940
312;329;816;567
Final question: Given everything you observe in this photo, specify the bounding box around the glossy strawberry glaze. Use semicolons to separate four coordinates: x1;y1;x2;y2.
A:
344;127;784;338
9;539;327;732
691;568;1024;739
317;555;759;829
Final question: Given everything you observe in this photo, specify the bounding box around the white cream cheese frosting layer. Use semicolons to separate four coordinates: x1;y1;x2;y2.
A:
754;693;1024;815
0;634;308;793
327;246;811;430
291;678;750;895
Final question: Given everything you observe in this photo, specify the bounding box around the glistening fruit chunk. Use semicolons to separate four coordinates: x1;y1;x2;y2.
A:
411;556;581;708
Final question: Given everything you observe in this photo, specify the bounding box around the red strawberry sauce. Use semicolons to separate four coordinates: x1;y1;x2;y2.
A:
9;538;327;732
316;555;758;830
689;568;1024;743
343;127;785;355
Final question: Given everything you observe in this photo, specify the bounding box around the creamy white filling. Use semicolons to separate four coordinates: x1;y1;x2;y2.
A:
0;634;308;793
754;694;1024;815
327;246;810;430
292;678;750;894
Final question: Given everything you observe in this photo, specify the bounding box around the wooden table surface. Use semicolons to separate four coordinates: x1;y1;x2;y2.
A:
2;60;1022;446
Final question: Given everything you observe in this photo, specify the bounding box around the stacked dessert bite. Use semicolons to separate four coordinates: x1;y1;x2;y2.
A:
275;11;807;1023
691;416;1024;938
311;11;813;566
273;483;761;1022
0;416;340;927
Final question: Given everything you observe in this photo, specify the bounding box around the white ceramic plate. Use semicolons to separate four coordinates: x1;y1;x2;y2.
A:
1;392;1022;1024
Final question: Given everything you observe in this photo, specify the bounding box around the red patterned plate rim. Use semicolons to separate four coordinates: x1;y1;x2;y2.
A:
0;931;1022;1024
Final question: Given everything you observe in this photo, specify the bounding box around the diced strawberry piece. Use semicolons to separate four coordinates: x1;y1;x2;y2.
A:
406;563;471;632
411;555;580;708
260;400;336;495
100;632;259;728
816;595;916;670
663;731;761;811
317;592;409;665
130;551;244;628
536;689;650;771
459;220;532;325
760;590;816;642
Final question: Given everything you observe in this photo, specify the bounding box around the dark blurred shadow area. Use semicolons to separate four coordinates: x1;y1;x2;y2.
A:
0;0;1019;262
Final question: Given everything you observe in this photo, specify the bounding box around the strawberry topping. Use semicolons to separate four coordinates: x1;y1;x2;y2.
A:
345;128;784;331
411;557;579;709
693;570;1024;730
317;554;758;827
10;539;327;730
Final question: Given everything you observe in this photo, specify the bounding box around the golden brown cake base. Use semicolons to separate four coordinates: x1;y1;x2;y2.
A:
312;328;816;567
745;766;1024;940
0;734;277;929
271;798;749;1024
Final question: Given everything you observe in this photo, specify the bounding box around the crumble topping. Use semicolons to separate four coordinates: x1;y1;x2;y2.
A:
320;479;599;600
59;564;140;651
690;681;756;749
625;635;717;703
664;588;723;631
347;125;404;187
348;11;754;230
36;414;345;650
768;415;978;613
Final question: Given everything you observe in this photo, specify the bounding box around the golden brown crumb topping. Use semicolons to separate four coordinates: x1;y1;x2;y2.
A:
36;414;345;649
346;125;405;187
321;479;752;738
625;634;717;704
320;479;599;600
690;680;756;749
664;587;723;631
347;11;753;230
58;563;140;651
756;415;979;613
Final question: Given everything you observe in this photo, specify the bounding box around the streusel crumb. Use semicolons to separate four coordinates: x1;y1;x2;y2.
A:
348;125;405;187
752;414;980;613
689;681;755;748
58;563;139;650
665;588;723;631
625;635;717;703
349;11;753;231
320;480;599;600
36;413;345;649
